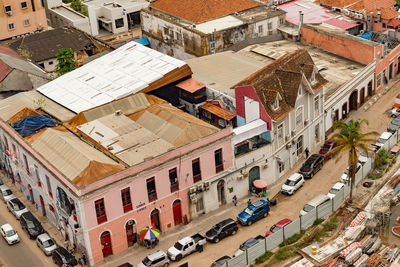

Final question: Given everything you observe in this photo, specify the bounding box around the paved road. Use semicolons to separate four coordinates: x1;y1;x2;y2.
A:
0;196;54;267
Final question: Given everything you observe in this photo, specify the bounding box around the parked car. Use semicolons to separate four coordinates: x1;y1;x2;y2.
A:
300;194;330;216
137;250;170;267
211;256;231;267
205;218;238;243
0;185;14;202
237;199;270;226
52;247;78;267
0;223;20;245
319;141;337;158
373;131;392;151
340;162;362;184
391;107;400;118
265;218;292;237
7;198;28;219
233;235;264;257
281;173;304;195
388;117;400;133
327;182;345;199
0;178;3;186
20;211;44;239
167;234;206;261
36;233;57;256
299;154;324;179
117;263;133;267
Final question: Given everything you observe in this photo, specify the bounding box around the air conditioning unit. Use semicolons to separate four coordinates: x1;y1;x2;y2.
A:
5;11;12;16
203;181;210;190
262;163;268;169
286;143;291;149
285;135;290;142
190;193;197;203
189;187;196;194
304;120;309;126
163;36;170;41
243;172;249;178
291;130;296;137
197;184;204;192
115;110;122;116
237;175;243;180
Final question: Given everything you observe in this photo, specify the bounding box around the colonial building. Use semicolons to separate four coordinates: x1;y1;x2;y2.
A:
141;0;286;59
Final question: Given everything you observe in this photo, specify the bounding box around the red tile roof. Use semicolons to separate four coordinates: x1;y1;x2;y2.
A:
319;0;396;13
372;8;399;20
0;60;12;82
150;0;260;24
0;46;22;59
388;18;400;27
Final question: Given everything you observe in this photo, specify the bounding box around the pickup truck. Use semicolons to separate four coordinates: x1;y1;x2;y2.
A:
167;233;206;261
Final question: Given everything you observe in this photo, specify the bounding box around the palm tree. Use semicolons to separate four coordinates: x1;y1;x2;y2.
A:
329;119;378;203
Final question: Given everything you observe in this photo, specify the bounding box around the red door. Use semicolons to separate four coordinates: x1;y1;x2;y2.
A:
39;196;46;216
100;232;113;258
172;200;182;226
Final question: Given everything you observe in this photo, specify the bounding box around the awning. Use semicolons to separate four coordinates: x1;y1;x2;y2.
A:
201;103;236;121
134;37;150;46
176;78;206;93
233;119;267;145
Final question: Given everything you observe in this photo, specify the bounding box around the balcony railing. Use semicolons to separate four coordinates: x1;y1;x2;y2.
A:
193;174;202;183
216;164;224;173
123;203;133;213
170;183;179;193
148;192;158;202
97;214;107;225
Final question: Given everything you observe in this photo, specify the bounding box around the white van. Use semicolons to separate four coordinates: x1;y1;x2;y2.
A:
300;194;330;216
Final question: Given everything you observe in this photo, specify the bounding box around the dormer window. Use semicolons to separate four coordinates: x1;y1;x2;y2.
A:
272;92;282;111
311;68;316;82
298;85;302;96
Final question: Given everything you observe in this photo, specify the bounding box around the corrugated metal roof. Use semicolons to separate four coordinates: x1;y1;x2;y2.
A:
32;129;116;181
201;103;236;121
0;91;75;122
0;53;48;79
37;42;187;113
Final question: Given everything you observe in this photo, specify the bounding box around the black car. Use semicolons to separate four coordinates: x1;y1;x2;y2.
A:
52;247;78;267
20;211;44;239
205;218;238;243
211;256;231;267
299;154;324;179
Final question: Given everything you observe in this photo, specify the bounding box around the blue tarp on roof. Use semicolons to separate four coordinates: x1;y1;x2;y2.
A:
359;32;373;41
12;114;57;137
134;37;150;46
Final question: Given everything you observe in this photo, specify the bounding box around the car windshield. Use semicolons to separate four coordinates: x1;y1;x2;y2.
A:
285;180;296;186
303;162;313;168
14;203;25;211
4;190;12;196
329;188;339;194
270;225;281;233
142;257;152;266
378;137;388;143
244;208;253;216
43;239;55;247
344;169;349;175
322;144;331;150
174;242;183;250
392;120;400;126
26;220;39;229
5;229;15;237
303;204;315;212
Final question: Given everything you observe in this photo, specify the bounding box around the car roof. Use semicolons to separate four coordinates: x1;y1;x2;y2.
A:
216;256;231;262
147;250;166;260
21;211;36;220
275;218;292;227
218;218;234;226
380;132;392;139
332;182;345;190
287;173;302;181
9;198;22;204
251;199;267;208
37;233;51;241
243;238;258;247
1;224;13;231
55;247;71;256
307;194;330;206
0;185;10;190
179;236;192;244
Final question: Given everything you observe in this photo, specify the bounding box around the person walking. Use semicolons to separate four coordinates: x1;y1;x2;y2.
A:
77;258;83;266
64;239;69;251
247;199;252;206
305;147;309;159
81;251;87;266
232;195;237;206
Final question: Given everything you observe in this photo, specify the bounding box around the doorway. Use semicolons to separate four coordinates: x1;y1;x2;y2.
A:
125;220;137;247
349;91;358;111
248;166;260;191
390;63;394;79
28;184;34;203
360;88;365;105
315;123;320;143
39;195;46;216
368;80;373;96
172;200;183;226
296;135;304;157
150;209;161;231
217;180;226;206
100;231;113;258
342;103;347;119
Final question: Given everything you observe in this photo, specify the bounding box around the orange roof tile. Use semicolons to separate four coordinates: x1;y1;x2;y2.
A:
150;0;260;24
200;103;236;121
176;78;206;93
373;8;399;20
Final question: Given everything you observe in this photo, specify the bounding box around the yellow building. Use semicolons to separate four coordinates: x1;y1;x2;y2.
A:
0;0;47;40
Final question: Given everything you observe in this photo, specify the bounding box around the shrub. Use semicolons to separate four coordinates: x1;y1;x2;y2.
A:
255;251;274;264
313;218;324;226
279;230;305;247
378;148;389;166
275;246;297;260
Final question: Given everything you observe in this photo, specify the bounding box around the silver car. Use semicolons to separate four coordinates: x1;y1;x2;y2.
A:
0;185;14;203
7;198;28;219
36;233;57;256
137;250;170;267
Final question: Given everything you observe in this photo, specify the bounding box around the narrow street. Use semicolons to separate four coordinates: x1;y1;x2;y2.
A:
0;195;53;267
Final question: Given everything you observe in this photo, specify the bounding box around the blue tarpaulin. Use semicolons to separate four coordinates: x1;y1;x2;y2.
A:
134;37;150;46
359;32;372;41
11;114;57;137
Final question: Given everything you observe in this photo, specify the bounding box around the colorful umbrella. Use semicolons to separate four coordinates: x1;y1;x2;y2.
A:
139;226;160;240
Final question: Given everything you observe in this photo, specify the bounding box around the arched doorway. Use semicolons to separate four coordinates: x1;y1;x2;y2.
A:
360;88;365;105
368;81;373;97
39;195;46;216
27;184;34;203
349;91;358;111
150;209;161;231
172;200;183;225
296;135;304;157
100;231;113;258
342;103;348;119
248;166;260;191
125;220;137;247
217;180;226;206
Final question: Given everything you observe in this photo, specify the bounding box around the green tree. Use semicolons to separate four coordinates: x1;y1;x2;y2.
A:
56;48;76;75
329;119;378;203
70;0;88;16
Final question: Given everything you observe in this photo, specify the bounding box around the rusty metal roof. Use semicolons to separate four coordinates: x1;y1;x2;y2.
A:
201;103;236;121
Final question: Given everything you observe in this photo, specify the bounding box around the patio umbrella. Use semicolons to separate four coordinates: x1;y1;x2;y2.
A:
253;179;267;189
139;226;160;240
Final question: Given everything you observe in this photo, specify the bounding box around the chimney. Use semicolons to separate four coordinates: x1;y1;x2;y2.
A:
369;12;373;32
298;11;304;41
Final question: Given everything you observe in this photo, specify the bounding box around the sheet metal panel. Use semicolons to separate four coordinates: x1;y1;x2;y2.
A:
301;209;316;230
266;229;283;251
284;218;301;240
317;200;332;219
227;253;246;267
247;240;266;263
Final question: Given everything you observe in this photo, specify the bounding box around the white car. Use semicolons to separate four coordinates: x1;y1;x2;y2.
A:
0;224;20;245
340;163;362;184
327;182;345;199
7;198;28;219
391;107;400;118
0;185;14;203
36;233;57;256
374;132;392;151
281;173;304;195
